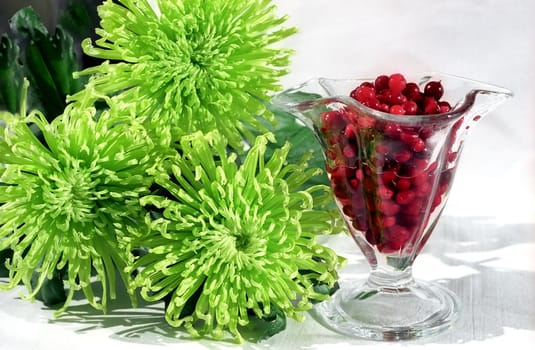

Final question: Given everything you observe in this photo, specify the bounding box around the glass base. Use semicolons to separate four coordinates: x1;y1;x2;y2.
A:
312;279;460;341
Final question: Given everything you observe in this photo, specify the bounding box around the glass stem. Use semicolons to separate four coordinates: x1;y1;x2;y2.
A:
366;266;416;290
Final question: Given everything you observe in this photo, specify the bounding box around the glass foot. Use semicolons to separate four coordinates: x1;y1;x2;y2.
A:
312;279;460;341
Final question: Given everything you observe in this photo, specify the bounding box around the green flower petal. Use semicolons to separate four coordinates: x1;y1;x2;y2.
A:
0;101;158;313
129;131;345;342
69;0;297;150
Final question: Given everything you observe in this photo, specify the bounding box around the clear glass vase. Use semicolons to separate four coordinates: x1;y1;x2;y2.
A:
272;73;513;340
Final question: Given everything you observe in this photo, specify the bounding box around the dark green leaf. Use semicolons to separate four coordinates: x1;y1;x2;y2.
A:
0;35;23;113
240;305;287;342
3;7;86;119
8;7;48;38
253;98;330;189
32;269;67;306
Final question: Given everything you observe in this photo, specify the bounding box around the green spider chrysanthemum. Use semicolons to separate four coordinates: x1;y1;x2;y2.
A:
70;0;297;149
0;100;158;314
128;131;344;342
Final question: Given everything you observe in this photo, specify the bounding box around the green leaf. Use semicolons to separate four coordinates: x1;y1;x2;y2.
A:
32;269;67;307
4;7;85;119
239;305;287;342
59;0;100;42
0;35;24;113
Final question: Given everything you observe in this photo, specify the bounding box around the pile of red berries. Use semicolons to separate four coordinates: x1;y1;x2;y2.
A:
350;73;452;116
322;73;461;254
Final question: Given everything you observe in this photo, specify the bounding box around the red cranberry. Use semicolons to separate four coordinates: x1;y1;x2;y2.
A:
365;97;381;110
380;201;400;215
352;86;376;103
384;123;402;138
382;216;397;228
321;111;346;130
381;170;398;185
349;178;361;190
381;225;411;252
388;91;405;106
353;217;369;231
343;144;357;159
390;105;405;115
439;101;451;113
423;97;440;114
402;82;420;100
389;73;407;93
394;149;412;163
395;190;416;205
344;124;356;139
419;127;434;139
396;178;412;191
374;75;390;91
379;103;390;112
378;186;394;199
399;130;419;144
375;143;389;154
411;138;426;152
423;81;444;100
403;100;418;115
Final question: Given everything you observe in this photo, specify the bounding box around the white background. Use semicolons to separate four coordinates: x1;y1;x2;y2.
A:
1;1;534;349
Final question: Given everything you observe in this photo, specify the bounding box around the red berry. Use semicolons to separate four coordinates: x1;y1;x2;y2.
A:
416;181;432;196
396;178;411;190
344;124;356;139
402;198;424;215
349;178;360;190
343;144;356;158
353;216;369;231
389;73;407;93
379;103;390;113
380;201;400;215
365;97;381;110
384;123;402;137
321;111;346;130
374;75;390;91
388;91;405;105
378;186;394;199
419;127;434;139
403;82;420;100
351;86;376;103
439;101;451;113
390;105;405;115
381;225;411;252
395;190;416;205
403;100;418;115
375;143;389;154
423;97;440;114
400;130;419;144
381;170;397;185
411;138;426;152
382;216;397;227
424;81;444;100
394;149;412;163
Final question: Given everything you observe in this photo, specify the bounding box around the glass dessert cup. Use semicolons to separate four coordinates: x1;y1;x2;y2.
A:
272;73;512;340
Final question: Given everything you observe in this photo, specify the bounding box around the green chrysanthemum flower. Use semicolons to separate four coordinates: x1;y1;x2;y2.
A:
128;131;344;342
70;0;297;150
0;100;158;314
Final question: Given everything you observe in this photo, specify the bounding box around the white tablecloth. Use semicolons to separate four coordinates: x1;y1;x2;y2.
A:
1;0;534;349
